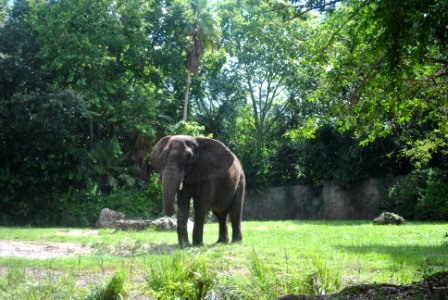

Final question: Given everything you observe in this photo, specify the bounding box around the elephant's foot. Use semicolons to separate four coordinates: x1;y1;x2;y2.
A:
192;241;204;247
231;234;242;243
216;236;229;244
179;241;191;249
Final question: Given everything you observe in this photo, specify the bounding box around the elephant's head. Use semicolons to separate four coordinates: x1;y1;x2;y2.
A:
150;135;234;216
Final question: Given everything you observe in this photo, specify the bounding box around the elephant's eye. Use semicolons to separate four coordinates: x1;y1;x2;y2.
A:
185;141;196;150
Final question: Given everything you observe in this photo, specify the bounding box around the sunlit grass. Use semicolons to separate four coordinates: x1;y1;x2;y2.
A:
0;221;446;298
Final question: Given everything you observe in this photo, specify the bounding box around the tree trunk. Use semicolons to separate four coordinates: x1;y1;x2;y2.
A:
183;71;192;122
256;125;263;159
88;119;94;150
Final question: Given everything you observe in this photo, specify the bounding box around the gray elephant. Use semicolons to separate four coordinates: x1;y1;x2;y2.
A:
151;135;245;248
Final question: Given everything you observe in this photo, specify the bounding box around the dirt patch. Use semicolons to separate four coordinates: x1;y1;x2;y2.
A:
53;229;99;237
0;240;91;259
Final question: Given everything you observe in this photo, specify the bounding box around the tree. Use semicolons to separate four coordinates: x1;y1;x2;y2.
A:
182;0;220;121
288;0;448;168
0;0;46;100
219;0;315;157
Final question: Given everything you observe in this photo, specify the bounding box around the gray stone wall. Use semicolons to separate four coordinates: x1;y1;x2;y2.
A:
243;177;384;220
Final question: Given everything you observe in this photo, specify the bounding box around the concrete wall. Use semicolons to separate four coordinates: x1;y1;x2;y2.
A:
243;177;384;220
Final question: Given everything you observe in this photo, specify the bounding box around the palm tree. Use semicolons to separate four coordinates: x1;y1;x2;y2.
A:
182;0;220;121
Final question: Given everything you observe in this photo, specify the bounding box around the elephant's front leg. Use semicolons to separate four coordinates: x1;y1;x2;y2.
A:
177;193;191;248
192;198;207;246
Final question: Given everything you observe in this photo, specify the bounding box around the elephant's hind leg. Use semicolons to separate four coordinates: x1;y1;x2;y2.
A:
213;210;229;243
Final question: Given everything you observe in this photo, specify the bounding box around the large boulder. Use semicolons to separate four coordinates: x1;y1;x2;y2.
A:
373;212;405;225
95;208;125;228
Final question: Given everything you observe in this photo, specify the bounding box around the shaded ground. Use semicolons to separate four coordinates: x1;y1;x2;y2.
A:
278;272;448;300
0;240;91;259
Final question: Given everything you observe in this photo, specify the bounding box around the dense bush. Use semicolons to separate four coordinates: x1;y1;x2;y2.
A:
382;168;448;221
56;175;162;227
0;90;91;225
294;125;407;186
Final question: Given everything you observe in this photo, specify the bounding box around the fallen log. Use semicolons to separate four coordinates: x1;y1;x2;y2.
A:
113;219;152;231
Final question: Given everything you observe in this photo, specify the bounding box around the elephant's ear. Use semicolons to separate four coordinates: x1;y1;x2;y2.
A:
150;136;172;172
185;137;234;184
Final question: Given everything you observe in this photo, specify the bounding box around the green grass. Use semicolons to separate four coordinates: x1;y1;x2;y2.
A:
0;221;446;299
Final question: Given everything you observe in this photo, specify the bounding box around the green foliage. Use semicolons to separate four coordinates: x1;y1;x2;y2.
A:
0;0;164;225
168;121;209;137
219;0;315;159
102;175;163;220
145;251;216;299
417;168;448;220
383;168;448;220
292;125;404;186
0;90;91;225
89;139;135;193
1;0;447;225
85;271;126;300
295;0;448;167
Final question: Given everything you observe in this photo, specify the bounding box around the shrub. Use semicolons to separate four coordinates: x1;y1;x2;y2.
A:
145;251;216;299
416;168;448;220
383;168;448;220
85;271;126;300
57;173;162;227
382;173;424;220
102;174;162;220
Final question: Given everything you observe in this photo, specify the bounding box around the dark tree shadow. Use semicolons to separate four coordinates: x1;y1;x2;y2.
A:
336;243;447;268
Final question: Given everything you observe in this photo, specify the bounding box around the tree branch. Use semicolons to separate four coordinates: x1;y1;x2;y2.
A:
319;0;372;53
349;54;386;104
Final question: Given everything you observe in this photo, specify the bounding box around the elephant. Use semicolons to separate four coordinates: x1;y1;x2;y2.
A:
150;135;245;248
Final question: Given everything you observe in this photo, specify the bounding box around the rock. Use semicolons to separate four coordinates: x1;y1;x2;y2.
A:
114;219;152;231
148;217;194;231
149;217;177;231
95;208;125;228
373;212;405;225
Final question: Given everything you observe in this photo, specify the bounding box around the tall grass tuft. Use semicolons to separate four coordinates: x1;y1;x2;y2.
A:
217;249;304;300
85;271;126;300
302;255;342;295
145;251;216;299
216;250;343;299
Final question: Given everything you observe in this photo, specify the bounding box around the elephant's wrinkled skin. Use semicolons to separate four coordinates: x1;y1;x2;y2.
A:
150;135;246;248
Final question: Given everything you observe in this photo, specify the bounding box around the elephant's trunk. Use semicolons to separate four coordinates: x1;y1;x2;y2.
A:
161;169;183;216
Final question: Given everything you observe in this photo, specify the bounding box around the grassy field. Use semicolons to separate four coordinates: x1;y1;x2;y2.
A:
0;220;447;299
